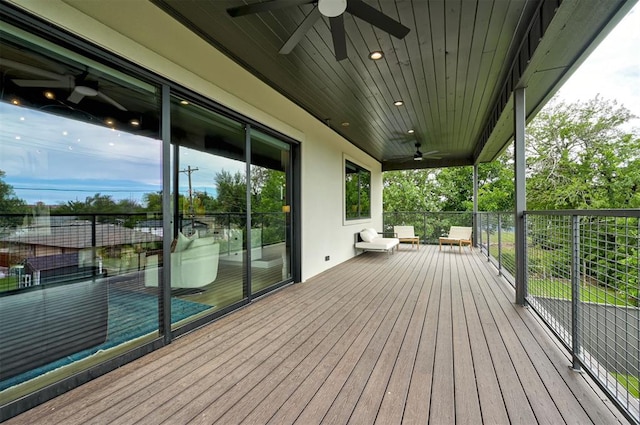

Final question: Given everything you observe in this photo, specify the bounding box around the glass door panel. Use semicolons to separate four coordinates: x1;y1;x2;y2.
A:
250;130;292;294
168;97;247;322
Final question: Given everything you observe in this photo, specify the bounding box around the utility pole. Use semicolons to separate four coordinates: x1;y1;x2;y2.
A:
180;165;199;233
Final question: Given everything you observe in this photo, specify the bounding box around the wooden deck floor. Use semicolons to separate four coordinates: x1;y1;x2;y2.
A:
6;245;628;424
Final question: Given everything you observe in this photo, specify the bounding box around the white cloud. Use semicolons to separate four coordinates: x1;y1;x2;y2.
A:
555;4;640;126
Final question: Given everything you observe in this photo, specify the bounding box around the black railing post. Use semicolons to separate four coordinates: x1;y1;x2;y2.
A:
498;213;503;275
91;215;97;277
571;214;582;371
486;214;491;261
423;212;427;244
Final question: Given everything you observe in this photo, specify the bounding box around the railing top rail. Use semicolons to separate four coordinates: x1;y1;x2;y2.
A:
525;209;640;218
383;211;472;214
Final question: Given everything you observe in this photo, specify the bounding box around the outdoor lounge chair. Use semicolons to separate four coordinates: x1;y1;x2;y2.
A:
439;226;473;252
393;225;420;250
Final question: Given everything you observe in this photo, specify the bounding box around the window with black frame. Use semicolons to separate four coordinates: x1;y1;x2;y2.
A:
345;159;370;220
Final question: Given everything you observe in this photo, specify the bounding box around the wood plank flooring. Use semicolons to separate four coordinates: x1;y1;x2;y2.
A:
5;245;628;424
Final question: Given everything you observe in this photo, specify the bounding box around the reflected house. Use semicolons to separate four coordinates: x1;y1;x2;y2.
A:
133;219;164;237
1;220;162;285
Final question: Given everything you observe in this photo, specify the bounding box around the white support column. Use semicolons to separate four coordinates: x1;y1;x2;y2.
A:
514;88;527;305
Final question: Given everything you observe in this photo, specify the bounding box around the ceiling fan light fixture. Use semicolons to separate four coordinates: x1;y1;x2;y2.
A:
413;152;423;161
318;0;347;17
43;90;55;100
369;50;384;60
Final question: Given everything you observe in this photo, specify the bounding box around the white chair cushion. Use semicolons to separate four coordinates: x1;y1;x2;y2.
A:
360;229;375;242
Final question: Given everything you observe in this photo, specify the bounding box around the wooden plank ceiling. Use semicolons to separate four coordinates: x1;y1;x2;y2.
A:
152;0;633;170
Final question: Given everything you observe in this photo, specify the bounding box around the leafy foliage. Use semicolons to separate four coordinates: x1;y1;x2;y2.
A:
526;97;640;210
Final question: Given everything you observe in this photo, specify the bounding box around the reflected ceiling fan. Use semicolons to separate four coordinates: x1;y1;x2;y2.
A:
1;58;127;111
227;0;410;61
391;142;443;162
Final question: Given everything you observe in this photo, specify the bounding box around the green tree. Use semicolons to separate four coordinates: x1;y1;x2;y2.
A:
0;170;28;214
526;96;640;210
213;170;247;213
383;169;439;212
0;170;29;233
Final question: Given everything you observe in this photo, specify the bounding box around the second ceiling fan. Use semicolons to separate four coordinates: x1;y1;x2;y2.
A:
227;0;410;61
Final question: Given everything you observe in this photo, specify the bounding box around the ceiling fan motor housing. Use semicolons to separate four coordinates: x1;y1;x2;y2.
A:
318;0;347;17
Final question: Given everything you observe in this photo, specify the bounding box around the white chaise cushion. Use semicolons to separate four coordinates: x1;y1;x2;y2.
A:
356;238;398;251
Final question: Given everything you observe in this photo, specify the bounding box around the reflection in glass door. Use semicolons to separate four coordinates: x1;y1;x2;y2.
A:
250;130;292;294
167;97;247;319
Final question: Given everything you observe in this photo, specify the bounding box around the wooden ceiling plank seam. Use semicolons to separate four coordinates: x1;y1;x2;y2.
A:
469;0;533;154
406;0;438;146
459;0;495;148
459;0;493;155
427;0;447;143
352;22;416;138
299;16;401;153
385;0;431;144
336;17;401;155
318;14;408;136
464;0;521;154
414;0;442;147
398;0;432;138
444;0;462;151
364;25;415;140
453;0;479;155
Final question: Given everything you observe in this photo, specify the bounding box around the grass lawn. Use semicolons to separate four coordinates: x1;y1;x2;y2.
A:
528;279;633;306
0;276;18;292
612;373;640;399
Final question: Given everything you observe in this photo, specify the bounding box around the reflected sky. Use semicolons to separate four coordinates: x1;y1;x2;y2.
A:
0;103;244;206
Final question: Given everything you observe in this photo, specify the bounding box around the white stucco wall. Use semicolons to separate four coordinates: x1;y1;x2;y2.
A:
9;0;382;281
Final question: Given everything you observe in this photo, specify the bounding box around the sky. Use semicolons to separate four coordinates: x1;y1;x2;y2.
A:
554;3;640;127
2;3;639;206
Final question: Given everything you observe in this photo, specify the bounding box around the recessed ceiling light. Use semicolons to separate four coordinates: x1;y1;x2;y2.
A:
393;100;404;106
180;100;189;105
43;90;55;100
129;119;140;126
11;99;20;105
105;118;114;126
341;121;350;127
407;129;415;134
369;51;384;60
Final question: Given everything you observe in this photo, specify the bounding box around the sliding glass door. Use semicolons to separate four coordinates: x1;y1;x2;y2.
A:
250;130;292;295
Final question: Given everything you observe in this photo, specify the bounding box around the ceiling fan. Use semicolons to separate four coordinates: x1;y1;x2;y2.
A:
1;58;127;111
390;142;443;162
227;0;410;61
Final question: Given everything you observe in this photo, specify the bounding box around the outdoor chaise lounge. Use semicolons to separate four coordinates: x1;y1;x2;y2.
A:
355;228;399;254
439;226;473;252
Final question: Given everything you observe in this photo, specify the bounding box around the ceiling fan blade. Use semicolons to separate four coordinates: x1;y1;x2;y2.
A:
96;92;128;111
423;150;439;156
346;0;410;39
227;0;313;17
279;7;321;54
67;88;85;104
330;15;347;61
12;78;73;88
